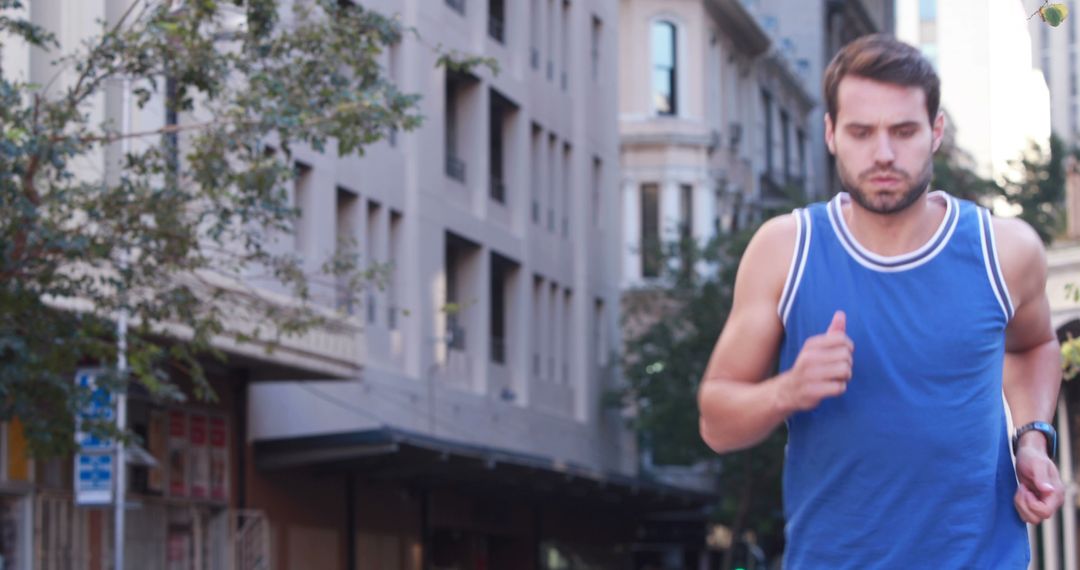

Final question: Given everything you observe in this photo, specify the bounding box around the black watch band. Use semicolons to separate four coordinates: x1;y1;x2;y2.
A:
1012;421;1057;460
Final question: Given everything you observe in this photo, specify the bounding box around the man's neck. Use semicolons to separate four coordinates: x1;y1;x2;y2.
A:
841;191;946;257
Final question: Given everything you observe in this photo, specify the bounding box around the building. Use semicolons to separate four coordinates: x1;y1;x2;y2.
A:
748;0;895;199
618;0;894;289
4;0;711;569
896;0;1049;181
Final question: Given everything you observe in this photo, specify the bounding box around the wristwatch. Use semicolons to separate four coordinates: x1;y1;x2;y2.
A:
1012;421;1058;460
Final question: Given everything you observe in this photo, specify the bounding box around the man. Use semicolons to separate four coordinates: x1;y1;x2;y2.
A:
697;34;1064;567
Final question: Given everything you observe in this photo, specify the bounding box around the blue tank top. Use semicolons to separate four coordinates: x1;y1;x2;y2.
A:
777;191;1028;568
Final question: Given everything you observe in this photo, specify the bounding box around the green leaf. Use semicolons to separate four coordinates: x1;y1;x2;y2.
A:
1042;3;1069;26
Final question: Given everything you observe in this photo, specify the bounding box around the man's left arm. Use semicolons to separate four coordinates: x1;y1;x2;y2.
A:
997;217;1064;524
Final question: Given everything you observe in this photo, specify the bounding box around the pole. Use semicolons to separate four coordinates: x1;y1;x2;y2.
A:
114;74;132;570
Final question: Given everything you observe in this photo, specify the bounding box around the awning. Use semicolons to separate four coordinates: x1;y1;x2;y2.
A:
254;426;717;513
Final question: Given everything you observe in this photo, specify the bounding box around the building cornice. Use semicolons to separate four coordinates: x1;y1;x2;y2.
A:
706;0;771;57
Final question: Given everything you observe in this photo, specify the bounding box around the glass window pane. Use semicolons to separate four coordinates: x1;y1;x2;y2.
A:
651;22;675;67
653;69;672;113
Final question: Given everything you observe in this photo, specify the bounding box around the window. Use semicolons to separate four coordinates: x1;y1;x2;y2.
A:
652;21;677;115
548;282;558;379
679;184;693;240
591;16;602;81
560;0;570;90
761;90;774;176
490;90;508;204
532;275;544;377
594;299;607;367
490;254;512;365
547;0;556;80
445;74;465;182
366;200;382;324
531;0;541;69
591;156;602;227
562;289;572;384
780;110;791;182
562;142;571;238
489;0;505;43
797;129;807;181
335;187;360;313
641;184;660;278
531;124;543;223
548;134;557;231
293;162;312;255
445;72;474;183
388;211;402;331
445;233;479;351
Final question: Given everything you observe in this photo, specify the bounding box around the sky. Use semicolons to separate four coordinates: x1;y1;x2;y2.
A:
895;0;1051;183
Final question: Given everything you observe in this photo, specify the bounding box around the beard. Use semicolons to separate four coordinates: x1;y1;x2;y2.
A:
836;153;934;215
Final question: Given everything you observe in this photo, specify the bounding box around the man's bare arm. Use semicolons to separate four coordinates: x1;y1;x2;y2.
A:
997;217;1061;444
995;216;1063;524
698;215;853;453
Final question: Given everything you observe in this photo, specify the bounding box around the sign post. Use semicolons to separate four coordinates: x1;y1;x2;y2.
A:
74;369;115;506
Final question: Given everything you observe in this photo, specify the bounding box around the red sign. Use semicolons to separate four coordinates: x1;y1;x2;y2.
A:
209;416;226;448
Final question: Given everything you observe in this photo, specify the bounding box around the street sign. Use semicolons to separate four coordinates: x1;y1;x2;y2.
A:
74;369;115;506
75;452;113;505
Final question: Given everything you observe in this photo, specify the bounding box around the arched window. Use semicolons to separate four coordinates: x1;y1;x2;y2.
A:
652;21;677;115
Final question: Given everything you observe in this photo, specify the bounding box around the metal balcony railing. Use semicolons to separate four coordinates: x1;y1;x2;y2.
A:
488;16;504;43
446;155;467;183
447;317;467;351
491;337;506;364
490;178;506;203
387;305;398;330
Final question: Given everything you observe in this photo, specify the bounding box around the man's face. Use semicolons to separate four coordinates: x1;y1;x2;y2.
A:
824;75;944;215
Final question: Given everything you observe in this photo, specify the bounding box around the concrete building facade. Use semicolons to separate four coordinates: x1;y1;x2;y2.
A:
617;0;893;289
2;1;710;569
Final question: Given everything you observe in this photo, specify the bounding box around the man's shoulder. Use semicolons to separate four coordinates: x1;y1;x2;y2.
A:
988;214;1047;299
740;212;803;287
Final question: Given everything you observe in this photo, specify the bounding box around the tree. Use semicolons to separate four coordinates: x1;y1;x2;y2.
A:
0;0;485;455
931;131;1005;204
1001;135;1069;244
618;224;788;567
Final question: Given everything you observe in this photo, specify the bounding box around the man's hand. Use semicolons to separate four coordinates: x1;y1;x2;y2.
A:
775;310;854;413
1014;442;1065;524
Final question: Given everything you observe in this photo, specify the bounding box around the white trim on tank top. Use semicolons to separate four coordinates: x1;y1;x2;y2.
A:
827;190;959;273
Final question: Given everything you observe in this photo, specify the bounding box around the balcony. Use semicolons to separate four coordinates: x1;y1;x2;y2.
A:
447;316;467;351
490;178;506;203
488;16;505;43
491;337;506;364
446;155;467;183
387;305;398;331
445;0;465;16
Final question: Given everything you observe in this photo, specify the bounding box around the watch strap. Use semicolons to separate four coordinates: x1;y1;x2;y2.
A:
1013;421;1057;460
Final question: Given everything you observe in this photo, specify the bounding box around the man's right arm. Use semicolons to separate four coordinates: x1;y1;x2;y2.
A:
698;214;852;453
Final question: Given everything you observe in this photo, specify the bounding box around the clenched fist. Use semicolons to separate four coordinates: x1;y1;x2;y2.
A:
777;310;854;412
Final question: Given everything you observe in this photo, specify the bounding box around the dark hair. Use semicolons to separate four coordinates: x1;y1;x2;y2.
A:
823;34;941;124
